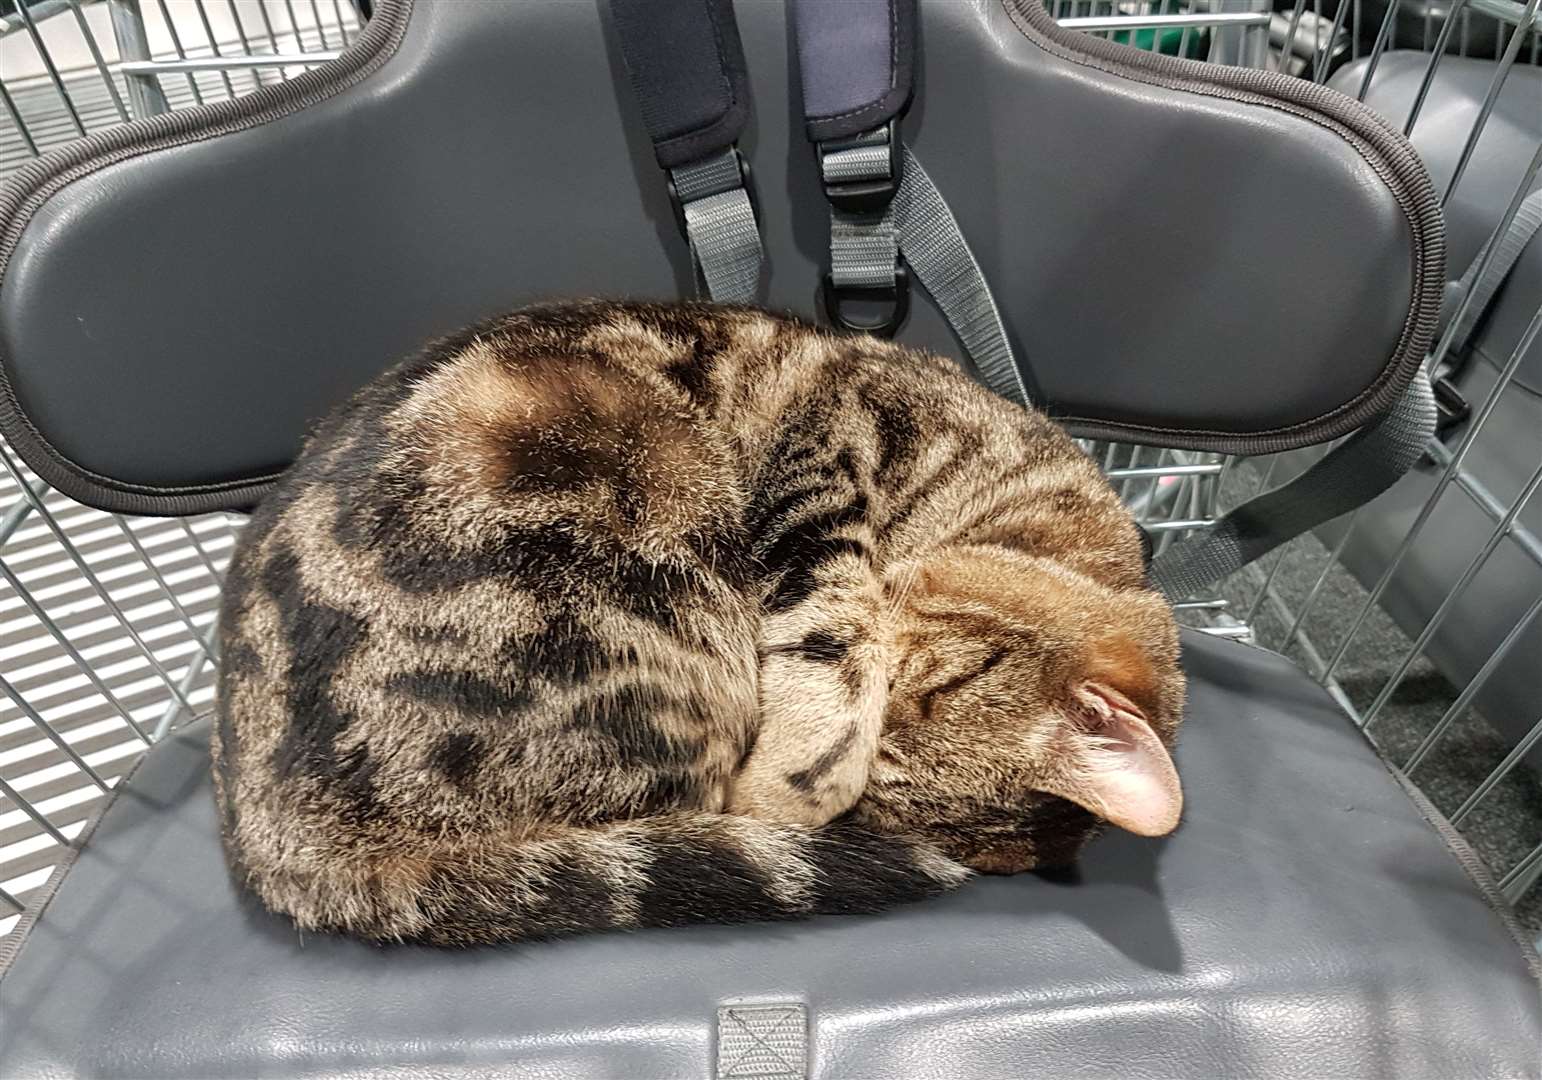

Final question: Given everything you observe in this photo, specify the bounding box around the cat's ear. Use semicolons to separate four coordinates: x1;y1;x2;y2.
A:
1036;683;1182;837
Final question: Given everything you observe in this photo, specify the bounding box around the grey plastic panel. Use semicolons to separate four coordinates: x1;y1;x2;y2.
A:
1334;52;1541;394
1;632;1535;1079
0;0;1438;513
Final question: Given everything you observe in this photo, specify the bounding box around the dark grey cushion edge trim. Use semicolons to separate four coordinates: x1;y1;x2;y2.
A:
0;743;153;982
1389;766;1542;985
0;0;414;519
1002;0;1444;457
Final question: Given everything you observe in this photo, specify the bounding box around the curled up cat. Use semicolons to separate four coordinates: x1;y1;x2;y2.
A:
212;300;1185;946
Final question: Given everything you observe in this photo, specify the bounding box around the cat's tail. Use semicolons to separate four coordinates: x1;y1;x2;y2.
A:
260;813;970;946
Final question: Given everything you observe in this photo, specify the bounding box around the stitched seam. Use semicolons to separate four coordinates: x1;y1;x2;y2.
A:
703;0;738;118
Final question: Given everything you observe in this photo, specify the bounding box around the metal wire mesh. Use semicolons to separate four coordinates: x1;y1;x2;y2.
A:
0;0;1537;950
1;0;359;171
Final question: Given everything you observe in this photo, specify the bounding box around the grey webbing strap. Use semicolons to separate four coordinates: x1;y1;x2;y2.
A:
825;131;901;290
610;0;763;304
1442;187;1542;360
821;131;1031;405
670;149;764;303
1150;375;1438;600
892;147;1030;407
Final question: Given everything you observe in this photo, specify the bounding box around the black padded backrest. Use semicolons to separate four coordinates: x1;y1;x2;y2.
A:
0;0;1443;515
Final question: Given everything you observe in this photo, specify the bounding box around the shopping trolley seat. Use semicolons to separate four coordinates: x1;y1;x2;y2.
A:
1;630;1535;1079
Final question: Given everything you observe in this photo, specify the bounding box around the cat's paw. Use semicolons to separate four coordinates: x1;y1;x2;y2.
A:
726;768;854;827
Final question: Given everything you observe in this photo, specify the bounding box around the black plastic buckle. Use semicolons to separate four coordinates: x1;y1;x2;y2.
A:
665;148;755;239
819;121;902;215
822;265;911;338
1432;374;1471;435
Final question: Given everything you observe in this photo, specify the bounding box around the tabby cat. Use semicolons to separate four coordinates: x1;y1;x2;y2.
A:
213;300;1185;946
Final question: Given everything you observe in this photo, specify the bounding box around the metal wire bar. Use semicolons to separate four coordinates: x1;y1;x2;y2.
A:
1323;296;1542;682
1256;575;1364;720
1470;0;1542;24
67;0;131;124
152;0;206;105
252;0;284;53
118;53;340;73
0;885;24;915
1062;11;1271;28
151;629;216;741
0;446;197;718
107;0;170;119
13;0;87;136
1277;0;1311;72
1449;722;1542;833
0;478;44;543
1233;455;1295;626
0;79;40;157
1139;447;1167;516
308;0;331;48
1282;507;1364;647
0;775;71;848
282;0;305;51
1500;840;1542;903
110;517;217;662
1426;439;1542;570
222;0;255;57
1362;459;1542;731
191;0;239;97
1164;458;1209;557
1242;541;1294;626
0;672;112;793
177;518;226;581
1438;0;1541;206
1105;463;1225;479
1313;0;1354;81
1119;445;1143;502
1404;590;1542;772
331;0;351;45
1143;518;1214;533
1450;713;1542;825
1356;0;1403;99
0;0;78;32
1402;0;1474;134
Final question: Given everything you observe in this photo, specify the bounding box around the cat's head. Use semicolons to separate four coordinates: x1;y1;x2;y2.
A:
857;544;1185;872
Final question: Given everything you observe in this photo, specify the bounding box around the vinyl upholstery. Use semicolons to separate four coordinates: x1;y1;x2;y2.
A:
2;632;1536;1079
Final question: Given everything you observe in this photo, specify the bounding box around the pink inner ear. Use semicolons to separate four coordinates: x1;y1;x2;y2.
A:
1047;684;1183;838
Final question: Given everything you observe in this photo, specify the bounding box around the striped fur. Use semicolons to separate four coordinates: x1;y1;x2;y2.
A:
212;300;1183;945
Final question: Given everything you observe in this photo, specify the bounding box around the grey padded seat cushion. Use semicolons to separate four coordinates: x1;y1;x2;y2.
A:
0;0;1441;515
2;631;1537;1079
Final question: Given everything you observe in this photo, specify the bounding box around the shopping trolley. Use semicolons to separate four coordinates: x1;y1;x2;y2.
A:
0;2;1537;1076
